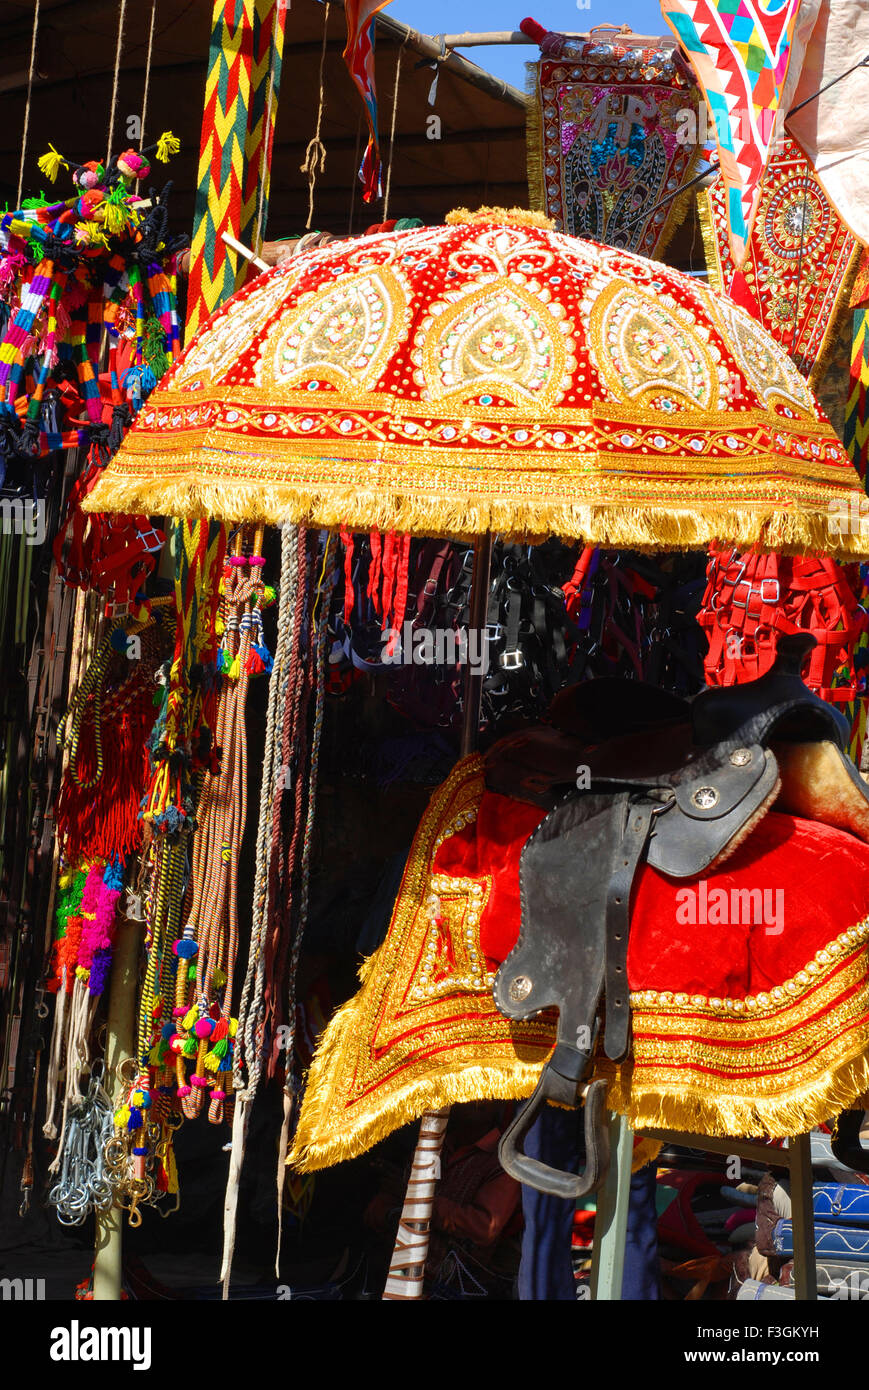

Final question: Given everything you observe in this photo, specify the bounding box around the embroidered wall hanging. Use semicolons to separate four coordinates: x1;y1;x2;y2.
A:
700;136;861;384
524;24;703;258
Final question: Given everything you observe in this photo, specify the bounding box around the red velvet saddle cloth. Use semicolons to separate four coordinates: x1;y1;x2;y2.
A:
291;755;869;1172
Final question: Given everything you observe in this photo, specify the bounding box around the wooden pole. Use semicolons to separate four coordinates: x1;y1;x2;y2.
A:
92;915;140;1301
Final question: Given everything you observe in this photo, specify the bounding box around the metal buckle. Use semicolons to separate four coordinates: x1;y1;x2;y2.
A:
760;578;780;603
499;649;525;670
730;580;752;610
723;559;747;590
486;622;504;642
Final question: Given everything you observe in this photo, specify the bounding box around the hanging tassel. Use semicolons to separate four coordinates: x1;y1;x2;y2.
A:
155;131;181;163
340;527;355;625
37;145;69;183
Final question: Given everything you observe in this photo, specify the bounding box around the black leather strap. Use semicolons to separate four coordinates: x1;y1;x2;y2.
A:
604;797;657;1061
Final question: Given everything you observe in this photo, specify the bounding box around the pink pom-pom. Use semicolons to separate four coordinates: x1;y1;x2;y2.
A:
177;1085;191;1098
210;1088;226;1100
169;1035;183;1053
191;1074;208;1088
193;1018;214;1039
172;1006;186;1017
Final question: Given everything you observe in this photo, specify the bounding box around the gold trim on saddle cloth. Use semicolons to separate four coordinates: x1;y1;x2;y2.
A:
604;919;869;1138
289;757;555;1174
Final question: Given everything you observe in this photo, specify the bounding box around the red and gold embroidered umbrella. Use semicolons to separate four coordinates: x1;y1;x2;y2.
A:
86;208;868;558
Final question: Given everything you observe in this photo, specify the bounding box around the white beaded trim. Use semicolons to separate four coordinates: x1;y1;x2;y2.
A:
410;871;494;1001
630;917;869;1016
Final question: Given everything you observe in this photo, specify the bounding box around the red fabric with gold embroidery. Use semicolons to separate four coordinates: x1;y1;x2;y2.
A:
292;756;869;1171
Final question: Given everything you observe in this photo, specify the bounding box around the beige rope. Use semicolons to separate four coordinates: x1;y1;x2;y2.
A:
16;0;40;208
382;41;406;223
301;0;330;230
106;0;129;166
139;0;158;150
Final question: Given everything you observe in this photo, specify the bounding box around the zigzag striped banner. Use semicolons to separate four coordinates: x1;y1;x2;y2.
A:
186;0;287;340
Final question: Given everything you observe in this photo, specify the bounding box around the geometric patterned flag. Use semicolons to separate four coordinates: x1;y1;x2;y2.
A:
344;0;394;203
661;0;813;268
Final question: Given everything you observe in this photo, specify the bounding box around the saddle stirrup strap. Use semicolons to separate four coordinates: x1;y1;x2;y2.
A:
604;796;659;1062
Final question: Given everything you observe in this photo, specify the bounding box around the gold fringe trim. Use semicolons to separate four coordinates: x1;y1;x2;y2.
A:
808;239;863;392
696;189;724;295
600;1039;869;1141
525;59;545;216
288;950;546;1171
632;1136;663;1171
84;472;869;560
445;205;553;230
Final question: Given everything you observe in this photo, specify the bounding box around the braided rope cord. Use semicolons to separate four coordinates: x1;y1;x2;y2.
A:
235;525;299;1097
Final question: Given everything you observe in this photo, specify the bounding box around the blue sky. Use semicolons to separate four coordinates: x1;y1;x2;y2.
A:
388;1;669;88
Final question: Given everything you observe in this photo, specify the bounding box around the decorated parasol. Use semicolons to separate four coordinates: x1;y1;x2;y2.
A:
86;207;869;558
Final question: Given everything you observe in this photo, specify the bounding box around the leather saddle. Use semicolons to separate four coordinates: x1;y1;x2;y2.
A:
486;634;869;1197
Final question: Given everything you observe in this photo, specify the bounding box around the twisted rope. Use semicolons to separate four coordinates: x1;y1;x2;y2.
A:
301;1;330;230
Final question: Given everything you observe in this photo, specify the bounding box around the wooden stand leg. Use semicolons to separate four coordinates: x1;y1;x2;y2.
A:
92;917;139;1302
789;1132;817;1302
590;1112;634;1301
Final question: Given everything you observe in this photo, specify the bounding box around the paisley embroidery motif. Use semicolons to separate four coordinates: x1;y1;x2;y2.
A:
174;270;299;389
255;267;408;392
587;279;722;410
713;297;817;417
419;282;571;407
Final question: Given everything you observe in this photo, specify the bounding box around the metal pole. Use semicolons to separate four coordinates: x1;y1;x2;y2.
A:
92;915;140;1301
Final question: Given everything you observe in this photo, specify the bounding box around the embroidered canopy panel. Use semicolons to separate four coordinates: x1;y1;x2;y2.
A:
527;31;702;259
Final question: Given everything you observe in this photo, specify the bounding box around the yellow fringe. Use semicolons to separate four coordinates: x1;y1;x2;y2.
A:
289;967;662;1174
601;1041;869;1140
524;61;545;215
288;969;545;1172
84;471;869;561
696;190;724;294
445;206;554;230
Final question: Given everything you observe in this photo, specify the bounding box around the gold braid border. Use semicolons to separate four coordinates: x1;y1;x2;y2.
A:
603;932;869;1138
697;191;724;295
